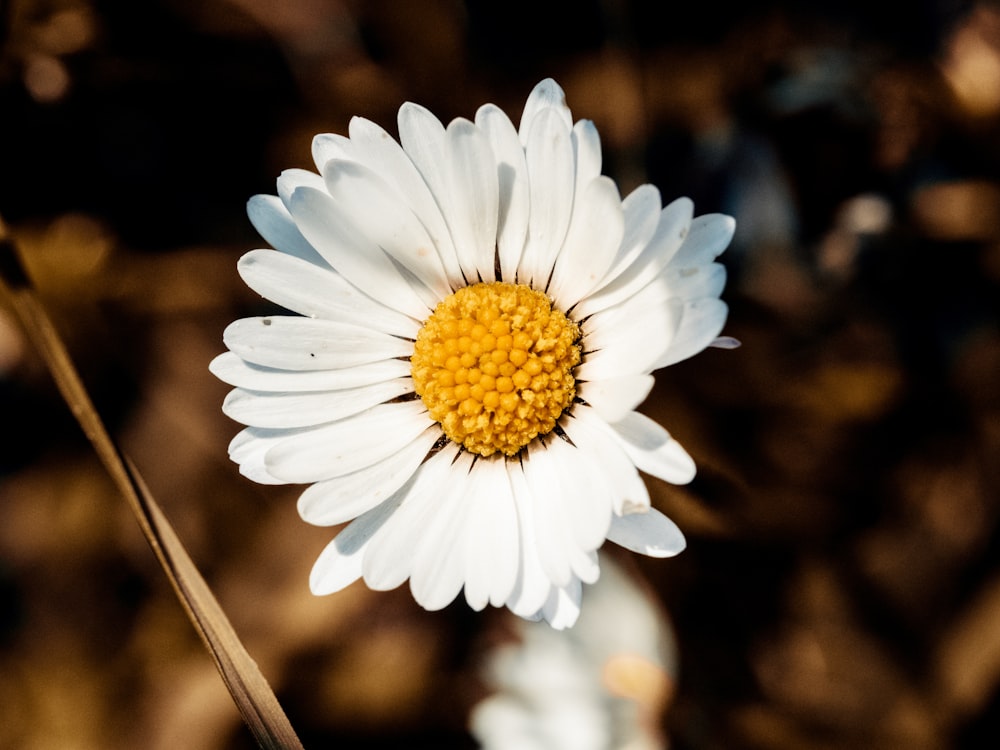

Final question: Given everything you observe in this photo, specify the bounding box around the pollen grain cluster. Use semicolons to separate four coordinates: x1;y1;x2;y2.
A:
411;282;581;456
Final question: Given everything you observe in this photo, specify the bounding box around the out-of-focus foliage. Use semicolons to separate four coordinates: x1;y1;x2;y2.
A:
3;1;1000;748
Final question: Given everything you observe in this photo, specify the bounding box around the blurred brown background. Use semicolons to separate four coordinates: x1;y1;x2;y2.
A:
3;0;1000;748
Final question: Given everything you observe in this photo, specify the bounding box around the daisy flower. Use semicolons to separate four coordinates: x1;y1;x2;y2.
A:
211;79;735;629
470;558;677;750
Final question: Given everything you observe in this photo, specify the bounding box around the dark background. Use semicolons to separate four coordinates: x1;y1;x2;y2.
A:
3;0;1000;748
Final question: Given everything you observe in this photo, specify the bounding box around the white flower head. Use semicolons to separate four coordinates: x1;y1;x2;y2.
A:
211;79;735;629
471;558;677;750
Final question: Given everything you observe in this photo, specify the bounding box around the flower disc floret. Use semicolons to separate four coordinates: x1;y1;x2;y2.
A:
411;282;581;456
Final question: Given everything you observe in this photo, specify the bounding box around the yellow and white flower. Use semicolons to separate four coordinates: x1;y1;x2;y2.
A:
211;79;734;628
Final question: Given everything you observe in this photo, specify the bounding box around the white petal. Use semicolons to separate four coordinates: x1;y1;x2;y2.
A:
264;400;431;483
276;168;326;208
347;116;465;289
311;132;355;173
545;437;613;553
505;462;553;617
561;406;651;515
576;550;601;586
237;249;420;339
571;119;602;199
538;578;583;630
519;107;575;287
475;103;529;282
596;184;663;290
445;118;500;283
462;458;519;610
608;410;696;485
397;104;458;247
323;159;452;301
653;298;729;369
576;374;654;423
711;335;741;349
223;316;412;371
521;440;606;586
518;78;572;144
572;196;693;320
222;378;413;428
581;271;675;345
607;508;686;557
576;296;681;380
297;427;440;526
667;213;736;268
210;352;410;392
663;261;727;302
410;450;475;610
288;186;431;320
227;427;290;485
398;102;448;195
401;101;502;289
547;176;624;310
362;443;461;591
520;444;574;586
246;194;328;267
309;493;406;595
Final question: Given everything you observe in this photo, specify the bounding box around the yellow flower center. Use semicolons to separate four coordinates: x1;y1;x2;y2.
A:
411;282;581;457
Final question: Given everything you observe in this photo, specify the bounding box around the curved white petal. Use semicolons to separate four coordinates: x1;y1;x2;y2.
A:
576;374;654;424
711;335;742;349
347;116;465;288
547;176;624;310
237;249;419;339
571;119;602;199
462;458;519;610
518;78;572;143
667;213;736;268
398;102;465;278
322;159;451;302
210;352;410;392
297;427;440;526
505;462;554;617
518;107;575;287
276;168;326;208
246;194;328;267
223;316;412;371
572;196;693;320
309;492;407;595
522;440;606;585
475;103;529;282
311;132;356;173
576;297;680;380
581;271;676;345
538;577;583;630
663;261;728;303
362;443;461;591
520;444;573;587
288;186;431;320
545;437;613;553
561;406;651;515
264;400;431;483
228;427;291;485
410;450;475;610
445;118;500;283
223;378;413;429
596;184;663;289
653;298;729;369
607;508;686;558
398;102;448;191
608;410;696;485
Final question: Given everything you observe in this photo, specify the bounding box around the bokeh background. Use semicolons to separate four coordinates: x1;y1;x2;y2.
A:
3;0;1000;748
